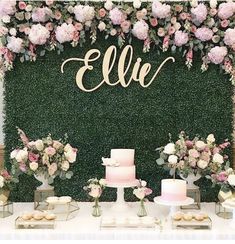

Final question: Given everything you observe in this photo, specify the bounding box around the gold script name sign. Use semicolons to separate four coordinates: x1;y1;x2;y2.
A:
61;45;175;92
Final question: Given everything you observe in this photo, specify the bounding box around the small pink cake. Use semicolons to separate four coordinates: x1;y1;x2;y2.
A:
105;149;137;185
161;179;187;202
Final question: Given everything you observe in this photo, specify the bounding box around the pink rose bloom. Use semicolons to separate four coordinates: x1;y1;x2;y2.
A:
29;24;50;45
185;140;194;149
53;140;63;150
121;20;131;33
157;27;165;37
209;8;217;17
163;35;170;50
24;27;30;35
89;185;102;198
109;7;126;25
218;2;235;20
219;142;230;149
45;22;53;31
18;1;26;10
19;163;27;172
150;18;158;27
74;5;95;23
0;26;8;37
174;31;189;47
136;10;144;20
0;0;16;18
46;0;54;5
28;152;39;162
208;46;227;64
189;149;200;158
132;20;149;40
190;25;197;33
66;17;73;25
98;8;106;18
200;152;210;162
191;3;208;25
55;23;75;43
74;22;83;31
32;7;50;23
7;36;23;53
54;10;62;20
189;157;197;168
144;187;152;196
180;12;187;20
195;27;213;41
216;172;228;182
224;28;235;47
168;26;175;35
45;146;56;157
133;188;145;200
48;163;57;176
221;20;229;28
213;147;220;155
152;0;171;19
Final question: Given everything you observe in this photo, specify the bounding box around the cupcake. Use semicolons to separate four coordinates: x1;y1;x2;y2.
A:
183;212;193;221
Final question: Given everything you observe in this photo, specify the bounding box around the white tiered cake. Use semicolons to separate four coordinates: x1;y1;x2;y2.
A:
104;149;138;186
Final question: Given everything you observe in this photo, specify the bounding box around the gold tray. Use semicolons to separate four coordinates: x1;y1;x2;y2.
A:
172;217;212;230
15;217;55;229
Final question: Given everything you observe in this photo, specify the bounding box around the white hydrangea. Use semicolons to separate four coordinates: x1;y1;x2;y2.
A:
29;24;50;45
7;36;23;53
55;23;75;43
74;5;95;23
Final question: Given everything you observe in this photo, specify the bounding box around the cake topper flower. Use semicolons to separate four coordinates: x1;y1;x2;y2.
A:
101;157;119;167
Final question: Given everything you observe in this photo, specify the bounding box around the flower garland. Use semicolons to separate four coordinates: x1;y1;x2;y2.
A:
0;0;235;83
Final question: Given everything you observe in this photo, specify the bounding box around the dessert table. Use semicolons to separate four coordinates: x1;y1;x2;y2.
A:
0;202;234;240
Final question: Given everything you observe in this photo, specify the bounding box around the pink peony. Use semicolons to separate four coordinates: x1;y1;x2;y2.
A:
189;149;200;158
45;146;56;157
150;18;158;27
121;20;131;33
208;46;227;64
152;0;171;19
6;36;23;53
174;31;189;47
218;2;235;20
195;27;213;41
18;1;26;10
216;172;228;182
28;152;39;162
29;24;50;45
55;23;75;43
74;5;95;23
224;28;235;47
0;0;16;18
191;3;208;25
32;7;51;23
109;7;126;25
132;20;149;40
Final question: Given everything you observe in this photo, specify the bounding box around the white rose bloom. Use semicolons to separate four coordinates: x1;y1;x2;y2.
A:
67;6;74;14
29;162;38;171
168;155;178;165
197;159;209;169
15;149;28;162
10;149;18;159
0;176;4;188
190;0;198;7
141;180;147;187
133;0;141;9
104;0;113;11
99;178;106;186
226;168;234;174
9;28;16;36
228;175;235;186
35;139;44;151
210;0;217;8
2;15;11;23
25;4;33;12
61;161;70;171
213;153;224;164
98;21;106;32
163;143;176;155
64;149;77;163
207;134;215;144
64;143;72;152
174;22;181;31
195;140;206;150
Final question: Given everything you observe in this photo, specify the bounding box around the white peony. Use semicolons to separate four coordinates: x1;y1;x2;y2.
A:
99;178;106;186
64;149;77;163
195;140;206;150
228;175;235;186
226;168;234;174
74;5;95;23
10;149;18;159
98;21;106;32
15;149;28;162
0;176;4;188
132;20;149;40
141;180;147;187
133;0;141;9
207;134;215;144
163;143;176;155
25;4;33;12
168;155;178;164
213;153;224;164
35;139;44;151
210;0;217;9
29;24;50;45
61;161;70;171
9;28;16;36
7;36;23;53
2;15;11;23
29;162;38;171
55;23;75;43
104;0;113;11
64;143;73;152
197;159;209;169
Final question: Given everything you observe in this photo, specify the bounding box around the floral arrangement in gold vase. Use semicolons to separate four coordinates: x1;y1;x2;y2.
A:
10;128;78;190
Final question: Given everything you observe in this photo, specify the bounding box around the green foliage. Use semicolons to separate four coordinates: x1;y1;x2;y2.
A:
4;38;233;202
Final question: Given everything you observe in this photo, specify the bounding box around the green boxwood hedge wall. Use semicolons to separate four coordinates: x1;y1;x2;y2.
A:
4;37;233;202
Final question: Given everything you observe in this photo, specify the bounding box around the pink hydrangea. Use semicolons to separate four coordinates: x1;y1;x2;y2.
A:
208;46;227;64
132;20;149;40
55;23;76;43
218;2;235;20
74;5;95;23
29;24;50;45
32;7;51;23
174;31;189;47
109;7;126;25
152;0;171;19
224;28;235;47
195;27;213;41
0;0;16;18
7;36;23;53
191;3;208;25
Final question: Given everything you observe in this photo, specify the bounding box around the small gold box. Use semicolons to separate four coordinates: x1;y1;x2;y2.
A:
181;187;201;210
215;202;232;219
34;189;55;210
0;201;13;218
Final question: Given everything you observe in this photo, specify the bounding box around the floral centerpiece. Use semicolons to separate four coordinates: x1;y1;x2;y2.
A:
156;131;230;188
10;128;78;190
83;178;106;217
0;169;17;204
133;179;152;217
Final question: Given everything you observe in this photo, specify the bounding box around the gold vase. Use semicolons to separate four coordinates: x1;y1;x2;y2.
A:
0;188;10;204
